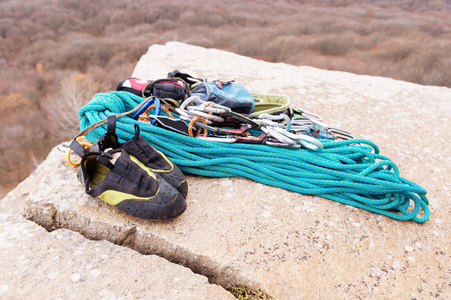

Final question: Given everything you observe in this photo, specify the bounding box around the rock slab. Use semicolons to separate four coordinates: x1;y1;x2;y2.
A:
23;42;451;299
0;213;234;299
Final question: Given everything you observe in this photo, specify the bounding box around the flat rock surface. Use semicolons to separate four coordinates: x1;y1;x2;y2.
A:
22;43;450;299
0;213;234;300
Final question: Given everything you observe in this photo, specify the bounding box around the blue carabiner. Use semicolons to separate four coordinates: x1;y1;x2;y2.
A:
132;97;161;124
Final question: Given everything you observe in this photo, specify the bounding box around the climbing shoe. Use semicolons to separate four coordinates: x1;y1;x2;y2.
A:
92;116;188;198
71;138;187;220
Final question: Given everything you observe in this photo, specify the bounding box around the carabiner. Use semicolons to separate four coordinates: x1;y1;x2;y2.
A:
197;136;237;143
258;113;291;131
329;128;355;140
292;108;323;121
265;140;301;149
132;97;161;124
273;127;323;151
180;96;204;110
178;97;225;122
261;126;296;145
289;125;312;135
194;101;230;115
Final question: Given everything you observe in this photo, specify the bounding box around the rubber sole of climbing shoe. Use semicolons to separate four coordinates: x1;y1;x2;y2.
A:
78;150;186;220
116;173;186;219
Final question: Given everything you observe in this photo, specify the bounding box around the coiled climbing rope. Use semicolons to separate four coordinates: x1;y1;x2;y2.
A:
79;91;430;223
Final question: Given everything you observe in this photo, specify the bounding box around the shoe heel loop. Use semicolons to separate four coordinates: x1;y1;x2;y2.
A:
134;123;141;140
69;139;89;158
107;115;117;135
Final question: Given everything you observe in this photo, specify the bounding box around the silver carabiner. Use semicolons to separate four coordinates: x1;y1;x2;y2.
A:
297;110;323;121
328;128;355;140
180;96;205;110
191;121;220;132
273;127;323;151
196;136;237;143
258;113;291;131
195;101;230;115
191;110;224;122
291;116;313;127
176;107;223;123
289;125;312;135
179;96;225;122
265;141;301;149
261;126;296;145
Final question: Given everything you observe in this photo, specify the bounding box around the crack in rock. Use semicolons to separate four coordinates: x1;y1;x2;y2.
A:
23;198;268;297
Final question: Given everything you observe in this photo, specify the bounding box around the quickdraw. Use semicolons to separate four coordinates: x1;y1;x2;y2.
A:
137;95;353;150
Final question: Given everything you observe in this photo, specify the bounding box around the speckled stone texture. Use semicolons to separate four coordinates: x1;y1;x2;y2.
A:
19;43;451;299
0;213;234;299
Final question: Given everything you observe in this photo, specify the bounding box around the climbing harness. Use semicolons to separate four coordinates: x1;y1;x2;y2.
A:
76;91;430;223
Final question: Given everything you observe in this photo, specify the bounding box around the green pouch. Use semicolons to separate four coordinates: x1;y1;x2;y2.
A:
250;93;292;116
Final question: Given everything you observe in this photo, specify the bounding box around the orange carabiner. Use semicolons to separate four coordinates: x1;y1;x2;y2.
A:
64;137;93;166
188;116;208;137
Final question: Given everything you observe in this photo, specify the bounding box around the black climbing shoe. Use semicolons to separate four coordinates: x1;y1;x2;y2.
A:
92;115;188;198
72;142;187;220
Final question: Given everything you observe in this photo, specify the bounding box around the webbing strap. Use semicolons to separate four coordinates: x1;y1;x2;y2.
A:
107;115;117;135
69;139;88;158
73;96;149;140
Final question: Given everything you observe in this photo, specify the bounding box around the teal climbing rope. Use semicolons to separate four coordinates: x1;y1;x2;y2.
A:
79;91;430;223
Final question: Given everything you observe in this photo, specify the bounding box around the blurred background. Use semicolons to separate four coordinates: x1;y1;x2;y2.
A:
1;0;450;196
